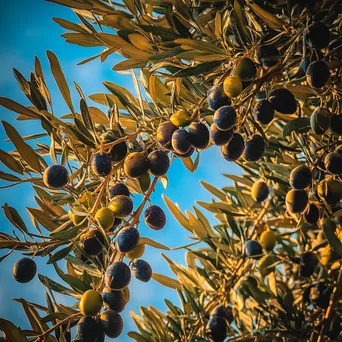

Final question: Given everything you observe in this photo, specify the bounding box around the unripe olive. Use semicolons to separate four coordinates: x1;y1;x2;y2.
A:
170;109;192;127
251;181;269;202
126;243;145;260
79;290;103;316
95;208;115;230
223;76;242;98
233;57;257;81
108;195;133;218
138;172;151;193
259;230;277;251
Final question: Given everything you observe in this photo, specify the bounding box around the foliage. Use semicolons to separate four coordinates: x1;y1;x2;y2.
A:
0;0;342;341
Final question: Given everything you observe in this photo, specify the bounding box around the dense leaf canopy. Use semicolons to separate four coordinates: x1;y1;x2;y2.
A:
0;0;342;341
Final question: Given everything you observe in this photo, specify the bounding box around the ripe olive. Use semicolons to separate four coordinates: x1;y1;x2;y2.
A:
188;122;210;149
13;258;37;283
254;100;274;125
286;189;308;214
221;133;245;161
207;84;231;110
243;134;265;162
268;88;297;114
124;152;148;178
144;205;166;230
91;153;112;177
147;150;170;176
289;165;312;190
210;124;234;146
131;259;152;282
43;165;69;189
105;261;131;290
213;105;237;131
306;61;330;88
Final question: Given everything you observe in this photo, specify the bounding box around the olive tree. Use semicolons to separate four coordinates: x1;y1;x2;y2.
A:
0;0;341;341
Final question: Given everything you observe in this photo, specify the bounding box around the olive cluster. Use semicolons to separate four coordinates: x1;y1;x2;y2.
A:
206;306;233;342
208;54;299;164
13;127;171;339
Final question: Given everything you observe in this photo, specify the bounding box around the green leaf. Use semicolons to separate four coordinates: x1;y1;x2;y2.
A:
162;194;192;232
65;255;102;277
2;121;42;173
323;220;342;258
127;332;152;342
0;171;21;182
0;318;28;342
173;61;222;77
139;237;170;250
49;226;79;240
0;97;40;119
47;50;74;114
200;181;226;201
0;149;24;174
283;118;310;137
53;263;91;293
250;3;287;30
38;274;81;299
80;98;95;134
3;203;29;233
47;244;73;264
152;273;182;290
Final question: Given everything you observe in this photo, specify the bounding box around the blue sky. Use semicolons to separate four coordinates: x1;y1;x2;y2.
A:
0;1;239;340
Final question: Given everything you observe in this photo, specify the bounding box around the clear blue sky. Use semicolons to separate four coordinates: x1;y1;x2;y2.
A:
0;1;239;340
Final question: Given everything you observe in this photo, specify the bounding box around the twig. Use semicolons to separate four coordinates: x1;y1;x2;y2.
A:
35;313;81;342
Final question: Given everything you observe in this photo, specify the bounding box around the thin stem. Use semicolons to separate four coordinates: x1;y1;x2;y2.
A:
35;313;81;342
